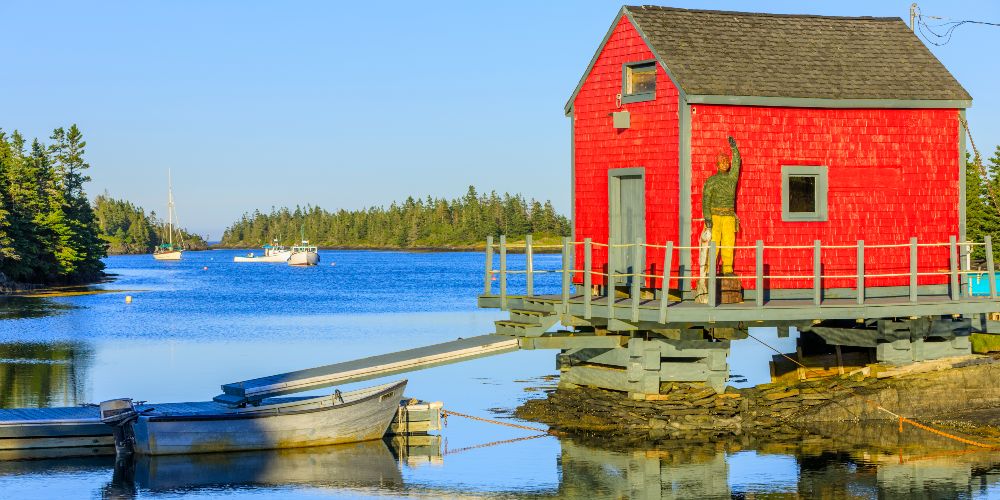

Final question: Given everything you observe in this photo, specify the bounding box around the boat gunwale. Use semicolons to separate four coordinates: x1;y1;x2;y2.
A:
142;380;406;423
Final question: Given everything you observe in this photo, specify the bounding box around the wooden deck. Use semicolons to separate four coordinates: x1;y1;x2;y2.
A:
480;292;1000;328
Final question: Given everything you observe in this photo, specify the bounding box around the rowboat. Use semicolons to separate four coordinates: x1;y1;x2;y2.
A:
100;380;406;455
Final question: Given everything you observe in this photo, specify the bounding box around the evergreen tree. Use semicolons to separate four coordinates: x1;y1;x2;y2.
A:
0;124;106;284
219;185;570;249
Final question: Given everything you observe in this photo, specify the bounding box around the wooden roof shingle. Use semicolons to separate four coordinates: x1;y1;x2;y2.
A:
567;6;972;111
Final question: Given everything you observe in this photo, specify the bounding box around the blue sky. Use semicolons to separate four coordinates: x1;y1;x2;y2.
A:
3;1;998;238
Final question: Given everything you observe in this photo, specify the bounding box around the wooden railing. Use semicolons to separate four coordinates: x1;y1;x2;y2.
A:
483;234;998;316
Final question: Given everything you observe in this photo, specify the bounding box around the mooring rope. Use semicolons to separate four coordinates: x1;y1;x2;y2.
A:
441;409;552;434
442;433;549;456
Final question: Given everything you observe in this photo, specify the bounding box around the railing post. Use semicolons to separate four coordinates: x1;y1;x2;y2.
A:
910;237;918;303
500;235;508;310
631;237;642;322
608;237;615;322
584;238;592;319
756;240;764;308
813;240;822;306
484;235;493;295
708;241;717;308
659;242;673;324
856;240;864;305
950;235;960;301
987;236;997;300
561;237;571;310
525;234;534;297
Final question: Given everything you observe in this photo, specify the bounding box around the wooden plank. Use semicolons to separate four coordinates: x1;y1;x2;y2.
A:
518;334;626;350
910;237;918;303
631;236;642;322
500;235;508;310
584;238;592;319
659;242;673;324
756;240;764;307
708;242;717;308
857;240;865;305
220;335;520;404
950;235;960;300
987;236;997;300
525;234;534;297
484;235;493;295
813;240;822;306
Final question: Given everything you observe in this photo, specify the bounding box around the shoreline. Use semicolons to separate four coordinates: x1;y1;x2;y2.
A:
209;244;563;254
0;272;115;297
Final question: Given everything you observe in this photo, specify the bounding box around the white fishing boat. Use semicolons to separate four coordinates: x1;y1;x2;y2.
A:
287;243;320;266
100;380;406;456
233;243;292;263
153;169;184;261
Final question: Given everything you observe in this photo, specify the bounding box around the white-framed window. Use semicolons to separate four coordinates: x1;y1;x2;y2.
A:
781;165;828;222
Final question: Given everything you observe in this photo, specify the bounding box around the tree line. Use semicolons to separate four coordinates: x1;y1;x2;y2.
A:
219;186;570;248
966;146;1000;263
0;125;105;284
93;195;207;254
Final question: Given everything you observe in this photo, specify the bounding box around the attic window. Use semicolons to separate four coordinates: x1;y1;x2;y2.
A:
782;166;828;222
621;61;656;104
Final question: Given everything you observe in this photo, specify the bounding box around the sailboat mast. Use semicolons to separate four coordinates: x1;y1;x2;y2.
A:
167;169;174;247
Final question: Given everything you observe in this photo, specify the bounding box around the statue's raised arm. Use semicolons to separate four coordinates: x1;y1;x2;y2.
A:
728;136;741;178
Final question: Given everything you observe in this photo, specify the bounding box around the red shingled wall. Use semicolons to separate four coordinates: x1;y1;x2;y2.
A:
572;16;680;287
690;105;961;289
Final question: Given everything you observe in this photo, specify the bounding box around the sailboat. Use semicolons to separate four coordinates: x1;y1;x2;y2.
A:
153;170;183;261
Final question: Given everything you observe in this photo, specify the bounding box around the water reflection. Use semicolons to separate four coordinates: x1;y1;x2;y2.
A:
0;297;73;320
4;427;1000;498
0;341;92;408
93;439;420;499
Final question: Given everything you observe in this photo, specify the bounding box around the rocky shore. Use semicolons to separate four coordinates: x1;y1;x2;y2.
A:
517;354;1000;441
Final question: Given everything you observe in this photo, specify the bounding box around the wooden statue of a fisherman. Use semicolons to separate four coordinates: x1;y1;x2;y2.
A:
703;136;741;274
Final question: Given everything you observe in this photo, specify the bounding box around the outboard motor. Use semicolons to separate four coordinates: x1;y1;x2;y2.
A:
100;398;139;456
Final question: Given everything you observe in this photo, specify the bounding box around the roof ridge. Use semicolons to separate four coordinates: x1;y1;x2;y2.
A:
624;5;901;22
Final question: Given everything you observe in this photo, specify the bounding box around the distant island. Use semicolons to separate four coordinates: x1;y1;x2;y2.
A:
93;195;208;255
0;125;106;287
218;186;570;250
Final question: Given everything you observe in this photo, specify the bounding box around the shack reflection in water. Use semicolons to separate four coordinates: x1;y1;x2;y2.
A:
4;427;1000;498
555;426;1000;499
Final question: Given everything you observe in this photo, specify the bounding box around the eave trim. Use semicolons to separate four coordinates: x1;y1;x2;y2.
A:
685;95;972;109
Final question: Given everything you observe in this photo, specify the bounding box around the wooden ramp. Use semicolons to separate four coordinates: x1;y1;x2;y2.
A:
216;335;520;405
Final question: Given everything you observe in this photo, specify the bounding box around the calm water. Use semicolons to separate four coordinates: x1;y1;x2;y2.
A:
1;250;1000;499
